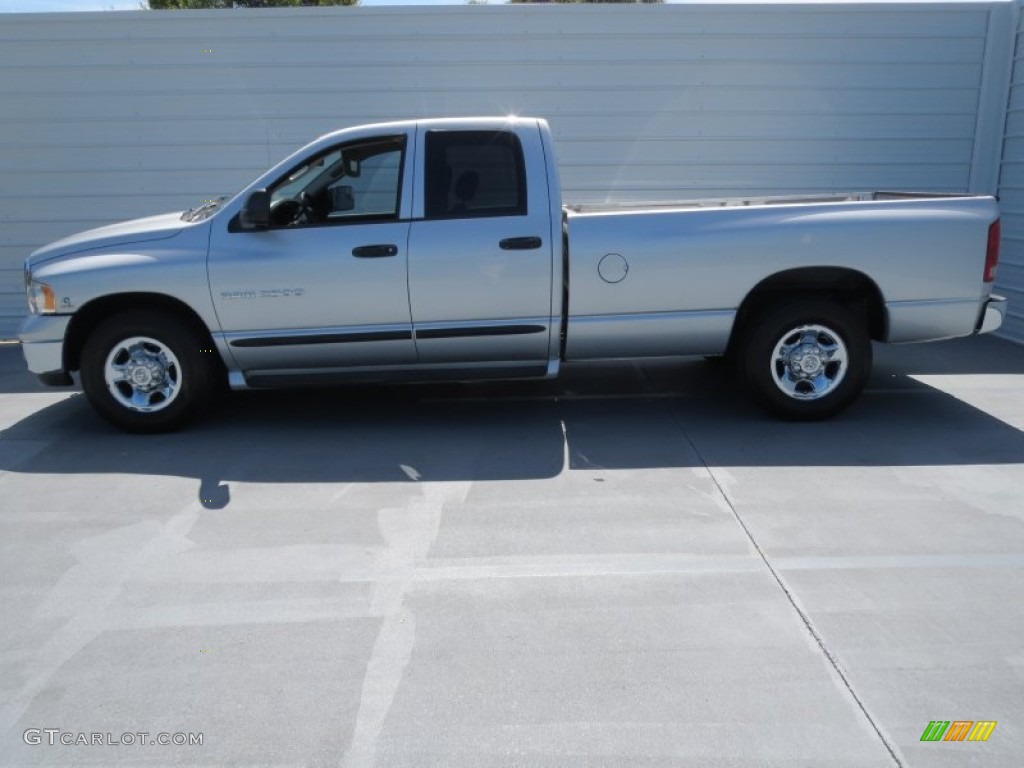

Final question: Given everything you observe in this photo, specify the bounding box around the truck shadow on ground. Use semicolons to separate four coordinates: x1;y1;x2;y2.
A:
2;337;1023;509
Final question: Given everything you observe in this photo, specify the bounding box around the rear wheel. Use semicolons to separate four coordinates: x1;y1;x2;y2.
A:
80;310;216;432
740;299;871;420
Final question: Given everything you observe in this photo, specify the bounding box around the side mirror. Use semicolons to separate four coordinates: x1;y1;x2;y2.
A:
239;189;271;230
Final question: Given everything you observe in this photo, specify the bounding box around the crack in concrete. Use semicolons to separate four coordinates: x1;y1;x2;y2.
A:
663;400;906;768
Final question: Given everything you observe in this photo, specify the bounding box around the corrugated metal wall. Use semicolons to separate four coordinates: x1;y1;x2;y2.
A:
0;2;1016;340
998;4;1024;342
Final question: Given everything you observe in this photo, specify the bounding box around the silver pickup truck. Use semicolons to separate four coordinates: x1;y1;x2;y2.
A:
19;117;1006;432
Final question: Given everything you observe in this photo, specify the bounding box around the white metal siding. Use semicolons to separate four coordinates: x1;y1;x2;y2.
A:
0;2;1015;339
997;7;1024;342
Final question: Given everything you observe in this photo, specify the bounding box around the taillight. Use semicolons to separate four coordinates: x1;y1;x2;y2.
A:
984;219;1000;283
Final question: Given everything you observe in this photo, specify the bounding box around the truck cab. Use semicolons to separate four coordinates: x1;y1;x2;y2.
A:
211;117;563;386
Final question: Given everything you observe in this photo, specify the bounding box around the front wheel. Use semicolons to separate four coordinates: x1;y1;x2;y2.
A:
80;310;216;433
740;299;871;420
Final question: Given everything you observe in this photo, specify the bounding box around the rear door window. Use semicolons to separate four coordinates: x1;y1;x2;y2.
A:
424;131;527;220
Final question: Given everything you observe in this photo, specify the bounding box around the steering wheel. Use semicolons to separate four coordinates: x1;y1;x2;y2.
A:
268;197;300;227
267;191;322;227
301;192;333;225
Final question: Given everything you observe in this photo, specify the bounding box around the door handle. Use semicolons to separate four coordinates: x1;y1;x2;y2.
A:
352;244;398;258
499;236;542;251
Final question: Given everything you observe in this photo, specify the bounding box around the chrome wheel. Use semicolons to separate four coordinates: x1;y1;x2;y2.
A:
770;323;848;400
103;336;182;413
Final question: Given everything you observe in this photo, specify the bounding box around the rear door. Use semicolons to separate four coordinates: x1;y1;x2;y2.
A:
407;124;555;365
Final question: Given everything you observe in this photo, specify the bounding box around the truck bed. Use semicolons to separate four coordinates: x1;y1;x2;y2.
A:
562;190;1000;362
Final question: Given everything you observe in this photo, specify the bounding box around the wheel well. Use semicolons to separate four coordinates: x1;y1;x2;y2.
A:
728;268;886;353
64;293;217;372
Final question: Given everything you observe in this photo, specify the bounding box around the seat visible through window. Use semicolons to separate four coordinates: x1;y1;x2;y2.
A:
424;130;527;219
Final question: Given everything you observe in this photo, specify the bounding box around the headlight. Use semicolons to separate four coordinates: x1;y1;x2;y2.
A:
27;280;56;314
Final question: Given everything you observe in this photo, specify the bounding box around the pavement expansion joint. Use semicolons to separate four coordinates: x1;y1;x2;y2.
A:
660;398;906;768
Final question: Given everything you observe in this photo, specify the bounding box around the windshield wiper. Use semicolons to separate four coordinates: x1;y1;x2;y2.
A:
181;196;228;222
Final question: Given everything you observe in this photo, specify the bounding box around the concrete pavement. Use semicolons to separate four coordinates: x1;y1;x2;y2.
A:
0;337;1022;767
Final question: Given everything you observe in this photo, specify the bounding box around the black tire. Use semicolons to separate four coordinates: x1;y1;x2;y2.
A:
80;310;216;433
739;299;871;420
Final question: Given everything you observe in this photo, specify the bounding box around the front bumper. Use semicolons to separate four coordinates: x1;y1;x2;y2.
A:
976;295;1006;335
18;314;72;382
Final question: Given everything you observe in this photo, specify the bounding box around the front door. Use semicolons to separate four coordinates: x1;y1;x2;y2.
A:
208;133;416;374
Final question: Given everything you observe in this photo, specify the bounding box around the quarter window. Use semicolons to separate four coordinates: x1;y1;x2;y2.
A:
425;131;527;220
